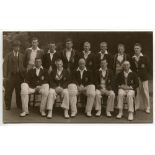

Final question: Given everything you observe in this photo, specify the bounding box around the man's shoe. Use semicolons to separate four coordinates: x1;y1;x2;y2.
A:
146;108;150;114
116;113;123;119
106;111;112;117
41;111;46;117
128;112;134;121
86;112;92;117
71;112;77;117
20;112;29;117
95;110;101;117
64;110;70;118
47;111;52;119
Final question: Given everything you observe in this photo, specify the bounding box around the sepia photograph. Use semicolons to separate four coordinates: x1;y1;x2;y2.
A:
3;31;153;123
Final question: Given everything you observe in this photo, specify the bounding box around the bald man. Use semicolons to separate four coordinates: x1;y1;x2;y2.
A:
116;61;139;121
68;58;95;117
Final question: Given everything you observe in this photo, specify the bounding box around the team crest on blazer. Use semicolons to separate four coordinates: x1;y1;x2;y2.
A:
85;77;88;82
131;80;133;84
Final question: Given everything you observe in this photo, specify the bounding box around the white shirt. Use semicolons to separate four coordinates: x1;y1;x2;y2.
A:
13;51;19;57
29;47;40;65
66;48;72;61
124;69;132;78
77;67;87;79
34;66;43;76
48;50;56;61
117;53;124;63
99;50;108;59
83;51;91;59
132;53;143;62
99;68;107;77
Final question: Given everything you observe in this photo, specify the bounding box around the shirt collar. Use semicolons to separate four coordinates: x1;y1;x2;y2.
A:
48;50;56;54
124;69;132;74
77;67;87;72
99;68;107;72
83;50;91;55
29;47;40;51
99;50;108;54
132;53;143;58
33;66;43;69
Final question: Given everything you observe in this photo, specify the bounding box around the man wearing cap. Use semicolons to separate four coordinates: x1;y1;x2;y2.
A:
79;41;96;72
116;61;139;121
95;42;112;70
94;58;115;117
60;38;79;74
42;41;60;74
68;58;95;117
20;58;49;117
3;40;26;110
24;37;44;70
46;58;70;119
130;43;150;113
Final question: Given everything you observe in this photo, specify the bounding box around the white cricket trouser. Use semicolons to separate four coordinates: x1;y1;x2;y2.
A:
68;84;96;113
117;89;135;112
95;89;115;112
47;88;69;111
21;83;49;113
135;80;150;110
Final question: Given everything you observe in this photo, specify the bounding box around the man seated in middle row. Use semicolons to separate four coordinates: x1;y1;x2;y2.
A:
68;58;96;117
94;58;115;117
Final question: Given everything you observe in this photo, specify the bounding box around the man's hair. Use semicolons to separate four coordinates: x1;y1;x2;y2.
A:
123;60;130;66
55;58;63;63
49;41;56;45
100;42;108;46
66;38;73;43
100;58;108;63
118;43;125;48
12;40;21;47
78;58;86;63
32;37;39;42
134;43;142;48
35;57;42;61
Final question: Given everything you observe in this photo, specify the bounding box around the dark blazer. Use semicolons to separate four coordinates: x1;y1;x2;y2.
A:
60;49;79;73
113;53;130;74
116;71;139;91
94;69;115;90
3;51;26;79
24;47;44;68
71;69;93;86
42;51;61;70
130;55;149;81
49;69;70;89
79;51;96;71
25;67;49;88
95;52;113;70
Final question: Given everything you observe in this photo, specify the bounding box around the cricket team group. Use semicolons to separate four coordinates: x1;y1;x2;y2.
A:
3;37;151;121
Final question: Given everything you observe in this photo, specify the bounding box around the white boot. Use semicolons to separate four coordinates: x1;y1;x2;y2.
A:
146;107;150;114
20;112;29;117
71;112;77;117
64;109;70;118
40;111;46;117
96;110;101;117
116;109;123;119
128;112;134;121
106;111;112;117
86;112;92;117
47;110;52;119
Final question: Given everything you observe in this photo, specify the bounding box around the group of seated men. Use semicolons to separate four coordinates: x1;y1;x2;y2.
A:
3;37;151;121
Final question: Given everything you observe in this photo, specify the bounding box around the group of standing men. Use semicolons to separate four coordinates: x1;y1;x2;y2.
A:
3;37;151;121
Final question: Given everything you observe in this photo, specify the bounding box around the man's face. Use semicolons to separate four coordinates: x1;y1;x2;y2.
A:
84;43;90;52
35;59;42;68
100;43;107;51
79;59;86;70
66;41;73;49
13;46;20;52
56;60;63;69
123;63;130;71
134;46;141;55
49;43;56;52
118;45;125;54
32;40;39;48
101;60;107;69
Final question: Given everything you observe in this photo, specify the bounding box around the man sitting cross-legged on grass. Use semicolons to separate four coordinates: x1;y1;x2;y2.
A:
20;57;49;117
